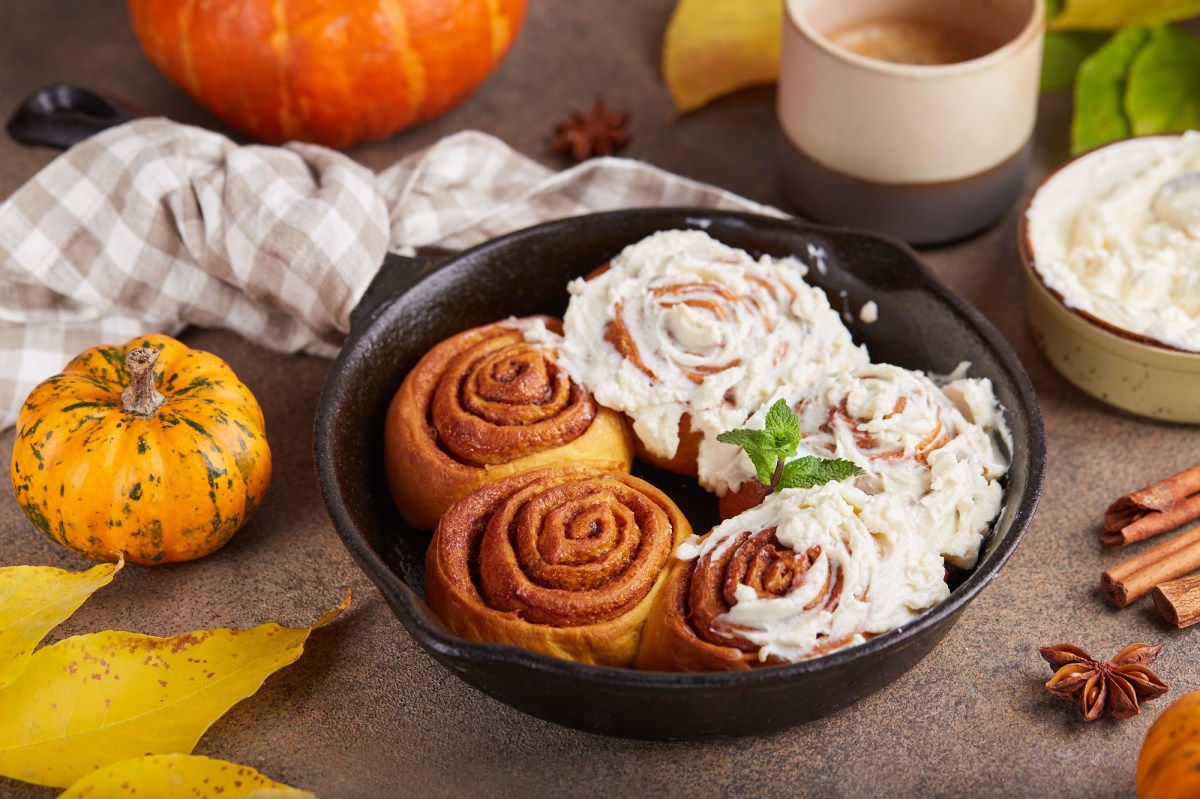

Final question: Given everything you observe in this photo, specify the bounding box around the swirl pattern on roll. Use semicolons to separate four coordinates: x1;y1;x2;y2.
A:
814;366;951;466
425;465;693;666
429;319;595;466
635;483;948;670
383;317;633;530
559;230;867;476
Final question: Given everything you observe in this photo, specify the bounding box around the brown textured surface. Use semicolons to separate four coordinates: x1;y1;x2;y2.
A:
2;2;1199;797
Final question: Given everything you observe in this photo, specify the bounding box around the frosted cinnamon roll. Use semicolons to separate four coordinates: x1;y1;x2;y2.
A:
709;363;1008;569
425;465;693;666
384;317;634;530
558;229;867;478
634;483;948;671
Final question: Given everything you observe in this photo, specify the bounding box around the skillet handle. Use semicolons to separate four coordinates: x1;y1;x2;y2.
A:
7;84;142;149
349;250;453;333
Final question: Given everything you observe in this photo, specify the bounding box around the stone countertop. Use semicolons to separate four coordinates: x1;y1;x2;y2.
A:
2;2;1197;797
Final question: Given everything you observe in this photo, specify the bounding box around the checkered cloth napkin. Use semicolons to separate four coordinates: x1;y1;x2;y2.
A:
0;118;777;430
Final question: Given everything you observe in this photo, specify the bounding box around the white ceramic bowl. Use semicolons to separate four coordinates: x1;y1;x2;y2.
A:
1019;135;1200;423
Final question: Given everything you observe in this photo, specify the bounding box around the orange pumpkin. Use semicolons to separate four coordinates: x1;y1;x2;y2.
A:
126;0;528;148
10;335;272;565
1137;690;1200;798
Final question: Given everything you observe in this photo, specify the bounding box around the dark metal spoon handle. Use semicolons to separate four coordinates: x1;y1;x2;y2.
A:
7;84;142;149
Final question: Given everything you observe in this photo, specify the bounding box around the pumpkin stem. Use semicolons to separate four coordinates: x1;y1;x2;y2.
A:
121;347;166;418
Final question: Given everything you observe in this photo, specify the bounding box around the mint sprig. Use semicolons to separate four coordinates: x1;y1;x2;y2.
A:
716;399;864;494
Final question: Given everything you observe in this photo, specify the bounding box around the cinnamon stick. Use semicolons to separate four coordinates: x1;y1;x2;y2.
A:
1101;523;1200;607
1152;573;1200;628
1103;464;1200;547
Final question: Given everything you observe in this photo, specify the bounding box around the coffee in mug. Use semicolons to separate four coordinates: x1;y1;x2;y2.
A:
777;0;1045;245
828;16;1005;65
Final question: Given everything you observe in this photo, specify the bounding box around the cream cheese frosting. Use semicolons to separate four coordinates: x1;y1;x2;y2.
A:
675;482;949;662
530;230;1010;665
1026;132;1200;352
704;363;1008;570
558;229;868;462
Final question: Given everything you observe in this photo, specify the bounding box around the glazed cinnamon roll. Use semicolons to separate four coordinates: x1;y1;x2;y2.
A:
558;229;867;478
384;317;634;530
709;363;1008;569
425;465;693;666
635;483;948;671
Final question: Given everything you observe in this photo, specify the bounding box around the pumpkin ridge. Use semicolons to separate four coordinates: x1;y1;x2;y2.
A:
380;0;426;128
485;0;511;59
270;0;295;141
177;0;202;98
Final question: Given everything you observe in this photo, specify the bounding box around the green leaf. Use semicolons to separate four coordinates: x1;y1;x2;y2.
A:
1046;0;1064;19
741;440;775;486
1126;24;1200;136
1042;31;1112;92
763;398;801;452
778;457;865;490
1071;26;1152;154
714;428;773;483
714;428;761;451
718;400;864;492
718;398;803;487
1050;0;1200;31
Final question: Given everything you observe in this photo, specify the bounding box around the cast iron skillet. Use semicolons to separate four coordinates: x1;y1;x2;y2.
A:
9;83;1045;740
314;208;1046;739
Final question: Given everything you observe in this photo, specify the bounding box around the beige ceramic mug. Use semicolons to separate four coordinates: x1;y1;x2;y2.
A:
778;0;1045;245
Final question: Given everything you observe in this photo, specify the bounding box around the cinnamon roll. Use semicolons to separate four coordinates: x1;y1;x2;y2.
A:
384;317;634;530
708;363;1008;569
558;229;867;478
425;465;693;666
635;483;948;671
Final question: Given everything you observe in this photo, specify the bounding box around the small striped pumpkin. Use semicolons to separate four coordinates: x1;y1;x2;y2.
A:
10;335;272;565
127;0;528;148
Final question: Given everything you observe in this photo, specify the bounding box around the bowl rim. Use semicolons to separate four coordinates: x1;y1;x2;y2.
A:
1018;133;1200;358
315;207;1046;690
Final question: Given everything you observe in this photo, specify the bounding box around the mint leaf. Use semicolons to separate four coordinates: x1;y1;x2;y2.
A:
763;398;801;453
716;427;775;486
714;428;762;451
1126;24;1200;136
718;398;801;489
719;400;863;493
1072;26;1152;154
1042;31;1111;92
778;456;865;490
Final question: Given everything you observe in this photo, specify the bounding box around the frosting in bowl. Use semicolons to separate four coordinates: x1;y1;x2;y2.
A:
1026;133;1200;352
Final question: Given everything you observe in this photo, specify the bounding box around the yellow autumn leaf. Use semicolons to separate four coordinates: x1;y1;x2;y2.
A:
56;753;318;799
0;590;350;788
1049;0;1200;32
663;0;784;113
0;560;121;690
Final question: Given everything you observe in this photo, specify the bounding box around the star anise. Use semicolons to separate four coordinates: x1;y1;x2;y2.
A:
1039;642;1168;721
552;99;630;162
